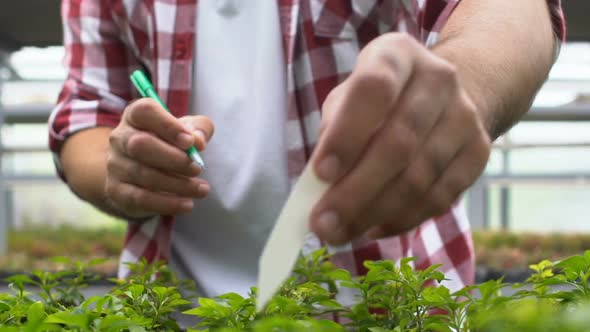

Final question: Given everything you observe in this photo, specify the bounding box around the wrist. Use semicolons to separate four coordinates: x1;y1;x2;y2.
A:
101;194;158;222
61;127;114;210
429;0;557;141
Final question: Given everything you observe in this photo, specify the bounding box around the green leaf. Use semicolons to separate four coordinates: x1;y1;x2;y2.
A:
317;299;344;310
424;322;453;332
23;301;46;332
81;295;104;310
400;259;415;278
168;298;193;307
311;247;329;262
368;327;390;332
126;284;145;300
198;297;220;309
27;301;45;321
557;256;586;275
0;301;11;311
429;270;446;283
88;257;109;267
422;286;450;305
529;260;553;273
98;315;143;332
327;269;353;282
340;281;362;290
151;286;169;301
421;263;443;277
184;297;232;319
182;307;204;316
541;269;555;278
5;274;37;286
129;325;148;332
217;292;245;302
45;311;89;328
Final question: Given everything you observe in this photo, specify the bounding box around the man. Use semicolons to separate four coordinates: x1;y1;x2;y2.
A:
50;0;564;298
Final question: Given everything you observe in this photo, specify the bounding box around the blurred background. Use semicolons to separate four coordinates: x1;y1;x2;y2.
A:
0;1;589;278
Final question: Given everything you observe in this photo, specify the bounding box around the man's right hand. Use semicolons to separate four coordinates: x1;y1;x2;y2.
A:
60;98;214;220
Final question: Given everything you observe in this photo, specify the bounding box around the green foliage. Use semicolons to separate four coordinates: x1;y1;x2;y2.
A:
0;258;194;331
473;231;590;270
2;225;123;276
5;248;590;331
8;225;124;259
188;249;590;332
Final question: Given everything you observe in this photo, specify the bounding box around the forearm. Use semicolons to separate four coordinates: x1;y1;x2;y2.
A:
60;127;118;215
433;0;557;140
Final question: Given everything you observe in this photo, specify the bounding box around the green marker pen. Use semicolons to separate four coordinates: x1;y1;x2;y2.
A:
130;70;206;170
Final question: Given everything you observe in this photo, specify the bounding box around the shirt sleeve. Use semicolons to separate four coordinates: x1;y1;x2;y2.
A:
49;0;139;180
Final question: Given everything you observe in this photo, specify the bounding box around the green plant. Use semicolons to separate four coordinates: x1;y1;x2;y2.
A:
0;257;194;331
473;231;590;271
188;249;590;332
1;225;123;276
8;225;125;259
5;248;590;331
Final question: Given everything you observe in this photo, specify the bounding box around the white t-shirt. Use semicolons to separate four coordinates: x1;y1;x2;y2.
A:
171;0;290;298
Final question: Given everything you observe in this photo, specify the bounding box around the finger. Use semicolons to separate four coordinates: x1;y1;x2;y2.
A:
180;115;215;151
360;92;476;223
364;201;432;240
106;181;195;216
124;98;195;150
107;153;209;198
395;94;486;221
423;130;491;219
110;130;201;177
366;132;490;239
313;34;418;183
311;63;454;244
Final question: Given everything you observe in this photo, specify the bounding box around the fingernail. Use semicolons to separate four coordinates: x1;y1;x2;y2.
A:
177;133;193;149
189;163;202;175
193;130;207;149
316;210;346;243
316;155;341;183
181;200;194;211
194;130;206;141
198;183;210;196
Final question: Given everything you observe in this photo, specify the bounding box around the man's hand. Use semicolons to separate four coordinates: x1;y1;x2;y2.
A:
104;98;214;219
310;33;491;245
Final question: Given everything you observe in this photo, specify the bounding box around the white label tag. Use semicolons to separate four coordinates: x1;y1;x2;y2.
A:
256;162;329;311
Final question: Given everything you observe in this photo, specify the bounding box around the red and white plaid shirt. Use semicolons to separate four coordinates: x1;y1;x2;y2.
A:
50;0;565;291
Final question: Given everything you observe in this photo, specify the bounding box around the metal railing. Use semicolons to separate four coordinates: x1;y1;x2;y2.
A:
0;56;8;255
468;159;590;230
467;104;590;230
0;102;59;254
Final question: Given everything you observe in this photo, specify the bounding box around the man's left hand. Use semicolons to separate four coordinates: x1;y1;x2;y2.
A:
310;33;491;245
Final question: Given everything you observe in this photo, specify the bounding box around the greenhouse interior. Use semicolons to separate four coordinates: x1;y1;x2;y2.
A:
0;1;590;331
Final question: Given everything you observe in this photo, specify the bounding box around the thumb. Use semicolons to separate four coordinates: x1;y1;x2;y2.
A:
179;115;215;151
